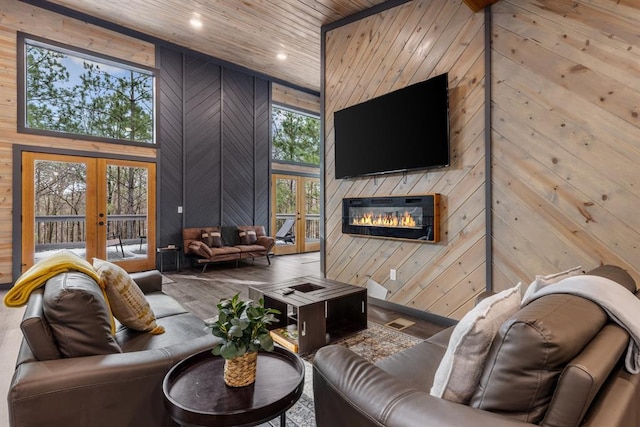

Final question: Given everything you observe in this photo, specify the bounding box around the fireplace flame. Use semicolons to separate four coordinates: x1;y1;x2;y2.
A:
352;211;417;228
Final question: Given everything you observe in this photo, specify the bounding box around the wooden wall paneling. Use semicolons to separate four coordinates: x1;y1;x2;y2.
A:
324;0;486;318
253;79;271;230
157;47;184;248
222;69;255;226
272;83;320;114
222;69;270;228
490;0;640;290
183;57;222;227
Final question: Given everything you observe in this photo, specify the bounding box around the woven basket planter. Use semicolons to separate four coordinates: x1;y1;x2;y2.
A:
223;351;258;387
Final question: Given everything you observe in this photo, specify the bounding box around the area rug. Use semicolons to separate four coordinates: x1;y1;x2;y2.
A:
270;322;422;427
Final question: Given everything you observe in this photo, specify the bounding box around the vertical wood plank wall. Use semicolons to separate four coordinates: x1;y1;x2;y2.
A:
490;0;640;291
156;46;271;248
324;0;487;319
0;0;157;284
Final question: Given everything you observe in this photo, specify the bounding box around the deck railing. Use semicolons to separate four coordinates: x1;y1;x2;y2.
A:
34;214;147;251
275;214;320;239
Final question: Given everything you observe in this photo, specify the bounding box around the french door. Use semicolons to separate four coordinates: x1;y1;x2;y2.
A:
21;152;156;273
271;174;320;255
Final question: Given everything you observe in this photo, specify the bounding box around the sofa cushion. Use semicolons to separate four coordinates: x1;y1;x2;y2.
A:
469;293;609;423
43;271;122;357
430;283;522;404
522;265;582;301
93;258;164;335
543;324;629;427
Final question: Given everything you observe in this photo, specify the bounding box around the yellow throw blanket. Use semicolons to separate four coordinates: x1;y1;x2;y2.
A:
3;252;116;334
4;252;101;307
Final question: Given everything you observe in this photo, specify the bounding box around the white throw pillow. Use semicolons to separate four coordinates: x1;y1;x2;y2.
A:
430;282;522;404
522;266;582;302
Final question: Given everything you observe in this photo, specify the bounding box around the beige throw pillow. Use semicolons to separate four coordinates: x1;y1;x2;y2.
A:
430;282;522;404
522;265;582;302
93;258;164;335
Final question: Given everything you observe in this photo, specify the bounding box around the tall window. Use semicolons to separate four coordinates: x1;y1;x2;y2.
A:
20;34;156;144
272;106;320;164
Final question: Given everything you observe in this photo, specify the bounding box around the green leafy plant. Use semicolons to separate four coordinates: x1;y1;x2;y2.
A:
206;293;280;360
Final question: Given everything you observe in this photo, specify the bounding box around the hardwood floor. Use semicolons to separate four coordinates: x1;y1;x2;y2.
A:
0;252;448;426
164;252;448;340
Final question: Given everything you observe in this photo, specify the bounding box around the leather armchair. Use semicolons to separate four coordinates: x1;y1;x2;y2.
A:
313;265;640;427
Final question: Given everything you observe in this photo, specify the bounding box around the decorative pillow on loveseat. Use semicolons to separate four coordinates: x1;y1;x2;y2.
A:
200;229;223;248
43;271;122;357
238;229;258;245
430;282;522;404
93;258;164;335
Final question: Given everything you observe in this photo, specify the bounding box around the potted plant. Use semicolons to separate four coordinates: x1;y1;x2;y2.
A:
205;293;280;387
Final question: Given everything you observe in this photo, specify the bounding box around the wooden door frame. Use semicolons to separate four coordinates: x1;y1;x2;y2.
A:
14;146;157;281
271;173;320;255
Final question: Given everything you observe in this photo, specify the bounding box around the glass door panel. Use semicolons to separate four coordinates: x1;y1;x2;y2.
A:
30;158;91;264
273;176;298;255
101;161;155;271
303;178;320;252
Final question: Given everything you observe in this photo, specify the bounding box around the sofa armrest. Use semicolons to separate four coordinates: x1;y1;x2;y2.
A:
257;235;275;251
9;334;215;427
313;345;533;427
129;270;163;294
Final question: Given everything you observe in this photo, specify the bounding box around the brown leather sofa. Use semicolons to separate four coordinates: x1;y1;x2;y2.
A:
182;225;275;271
8;269;220;427
313;265;640;427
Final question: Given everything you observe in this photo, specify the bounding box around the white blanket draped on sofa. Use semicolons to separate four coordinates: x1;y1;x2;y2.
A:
522;274;640;374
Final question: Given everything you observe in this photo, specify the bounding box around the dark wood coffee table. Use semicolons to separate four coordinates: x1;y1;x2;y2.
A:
249;276;367;354
163;347;304;427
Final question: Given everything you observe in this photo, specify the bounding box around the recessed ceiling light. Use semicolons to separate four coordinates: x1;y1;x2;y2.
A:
276;53;287;61
190;13;203;29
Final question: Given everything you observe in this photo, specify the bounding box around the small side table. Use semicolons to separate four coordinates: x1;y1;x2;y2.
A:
163;347;305;427
157;245;181;272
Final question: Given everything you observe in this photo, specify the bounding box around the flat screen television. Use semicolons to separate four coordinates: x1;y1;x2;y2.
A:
334;73;450;179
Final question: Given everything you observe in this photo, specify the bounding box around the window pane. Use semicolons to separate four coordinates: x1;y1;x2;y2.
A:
272;106;320;164
24;39;155;144
33;160;87;262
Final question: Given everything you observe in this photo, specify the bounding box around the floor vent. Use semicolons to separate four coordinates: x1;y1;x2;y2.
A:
385;317;415;331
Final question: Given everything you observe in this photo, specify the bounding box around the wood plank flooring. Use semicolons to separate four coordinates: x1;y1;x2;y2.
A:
0;252;448;426
164;252;448;340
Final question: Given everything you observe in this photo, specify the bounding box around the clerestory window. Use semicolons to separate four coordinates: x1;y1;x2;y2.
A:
18;33;156;145
271;105;320;165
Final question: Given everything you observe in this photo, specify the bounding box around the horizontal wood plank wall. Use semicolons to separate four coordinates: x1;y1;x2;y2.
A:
272;83;321;114
324;0;486;320
490;0;640;291
0;0;156;284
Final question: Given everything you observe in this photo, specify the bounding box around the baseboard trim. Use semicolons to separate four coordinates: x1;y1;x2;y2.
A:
368;296;457;328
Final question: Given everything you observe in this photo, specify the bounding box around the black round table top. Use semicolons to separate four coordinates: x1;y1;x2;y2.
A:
163;347;305;427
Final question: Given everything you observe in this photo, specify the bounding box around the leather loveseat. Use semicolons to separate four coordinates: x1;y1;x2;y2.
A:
313;265;640;427
183;225;275;271
7;269;220;427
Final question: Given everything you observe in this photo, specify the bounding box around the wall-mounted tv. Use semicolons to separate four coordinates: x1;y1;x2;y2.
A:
334;73;450;179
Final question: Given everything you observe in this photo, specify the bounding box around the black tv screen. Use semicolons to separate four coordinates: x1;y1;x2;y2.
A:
334;73;450;179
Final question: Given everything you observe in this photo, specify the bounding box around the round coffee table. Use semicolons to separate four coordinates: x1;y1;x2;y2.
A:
163;347;305;427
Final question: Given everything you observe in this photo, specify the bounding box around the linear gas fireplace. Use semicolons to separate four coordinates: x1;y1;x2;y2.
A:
342;194;441;242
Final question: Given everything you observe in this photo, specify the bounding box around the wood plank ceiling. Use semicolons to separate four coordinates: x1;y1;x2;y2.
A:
31;0;497;93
